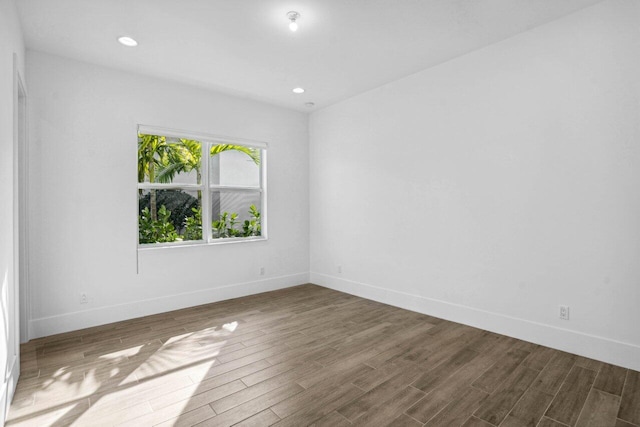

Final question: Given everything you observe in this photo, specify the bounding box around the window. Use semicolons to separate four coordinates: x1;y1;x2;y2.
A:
137;126;266;247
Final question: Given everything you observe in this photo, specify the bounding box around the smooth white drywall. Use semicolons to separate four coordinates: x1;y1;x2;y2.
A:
0;0;24;421
310;0;640;370
26;51;310;337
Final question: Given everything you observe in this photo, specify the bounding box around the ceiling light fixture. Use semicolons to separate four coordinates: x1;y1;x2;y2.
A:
117;36;138;47
292;87;305;94
287;11;300;32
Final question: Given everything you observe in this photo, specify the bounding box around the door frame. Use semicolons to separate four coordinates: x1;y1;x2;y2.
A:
14;53;30;346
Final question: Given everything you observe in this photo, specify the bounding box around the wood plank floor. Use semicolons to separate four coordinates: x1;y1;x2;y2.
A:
7;284;640;427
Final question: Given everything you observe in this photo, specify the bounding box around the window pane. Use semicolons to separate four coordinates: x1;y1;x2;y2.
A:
209;145;260;187
138;189;202;244
138;134;201;184
211;191;261;239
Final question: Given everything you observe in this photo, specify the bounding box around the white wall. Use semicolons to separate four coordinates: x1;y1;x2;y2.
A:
26;51;310;337
0;0;24;422
310;0;640;370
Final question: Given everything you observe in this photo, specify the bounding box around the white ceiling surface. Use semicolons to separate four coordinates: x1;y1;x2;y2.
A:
17;0;603;111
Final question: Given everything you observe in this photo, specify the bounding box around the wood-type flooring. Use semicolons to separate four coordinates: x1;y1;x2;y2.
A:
7;284;640;426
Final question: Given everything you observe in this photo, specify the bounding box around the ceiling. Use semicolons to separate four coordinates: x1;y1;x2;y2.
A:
17;0;603;112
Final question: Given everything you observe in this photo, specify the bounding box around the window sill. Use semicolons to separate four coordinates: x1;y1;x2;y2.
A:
137;236;267;251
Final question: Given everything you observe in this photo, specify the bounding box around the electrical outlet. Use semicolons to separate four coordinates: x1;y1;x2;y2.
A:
259;267;265;276
338;265;342;274
559;305;569;320
80;293;88;304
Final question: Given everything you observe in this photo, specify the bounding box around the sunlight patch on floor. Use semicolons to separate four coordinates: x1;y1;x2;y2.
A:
223;321;238;332
67;329;229;425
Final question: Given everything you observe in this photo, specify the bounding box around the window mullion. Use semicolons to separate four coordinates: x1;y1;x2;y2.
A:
201;141;212;243
208;185;262;192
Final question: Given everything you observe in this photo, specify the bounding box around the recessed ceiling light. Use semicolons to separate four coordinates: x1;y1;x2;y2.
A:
292;87;305;94
117;36;138;47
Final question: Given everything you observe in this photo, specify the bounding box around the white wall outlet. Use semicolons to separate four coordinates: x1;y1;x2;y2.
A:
80;293;88;304
338;265;342;274
559;305;570;320
259;267;265;276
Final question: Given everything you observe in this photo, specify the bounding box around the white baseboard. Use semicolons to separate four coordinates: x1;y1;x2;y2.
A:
30;272;309;339
310;272;640;371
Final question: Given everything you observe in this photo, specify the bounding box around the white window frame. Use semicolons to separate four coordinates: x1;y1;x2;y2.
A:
137;125;267;249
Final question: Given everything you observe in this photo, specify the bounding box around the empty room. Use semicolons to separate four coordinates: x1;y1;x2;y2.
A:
1;0;639;426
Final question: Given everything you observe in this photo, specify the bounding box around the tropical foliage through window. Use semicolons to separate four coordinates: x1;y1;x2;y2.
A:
137;131;264;245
